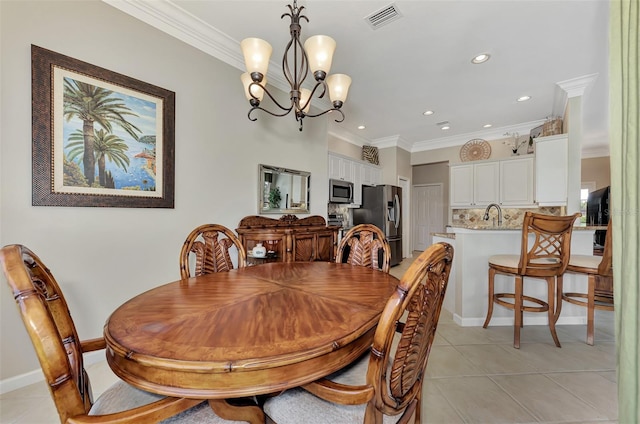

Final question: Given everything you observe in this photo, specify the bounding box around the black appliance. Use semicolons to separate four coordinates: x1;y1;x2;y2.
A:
586;186;610;247
352;185;402;266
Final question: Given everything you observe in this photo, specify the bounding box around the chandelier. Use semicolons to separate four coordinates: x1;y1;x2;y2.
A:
240;1;351;131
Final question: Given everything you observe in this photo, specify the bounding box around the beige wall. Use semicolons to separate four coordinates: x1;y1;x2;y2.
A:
1;0;330;382
411;136;528;166
327;134;362;160
582;156;611;190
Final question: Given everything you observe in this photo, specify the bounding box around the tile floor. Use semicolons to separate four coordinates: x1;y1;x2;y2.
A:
1;252;617;423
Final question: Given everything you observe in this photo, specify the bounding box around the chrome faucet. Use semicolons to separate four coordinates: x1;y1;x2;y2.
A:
483;203;503;227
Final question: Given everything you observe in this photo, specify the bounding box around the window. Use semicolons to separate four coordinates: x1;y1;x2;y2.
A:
580;181;596;224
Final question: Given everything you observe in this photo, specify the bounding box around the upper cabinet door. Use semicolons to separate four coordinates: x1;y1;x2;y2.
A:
535;135;568;206
450;164;474;207
473;161;500;206
500;157;534;206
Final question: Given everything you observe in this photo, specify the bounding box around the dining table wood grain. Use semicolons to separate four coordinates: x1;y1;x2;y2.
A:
104;261;398;421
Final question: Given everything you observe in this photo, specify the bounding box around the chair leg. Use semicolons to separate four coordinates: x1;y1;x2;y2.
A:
547;276;561;348
587;274;596;345
514;275;523;349
554;274;563;323
483;267;496;328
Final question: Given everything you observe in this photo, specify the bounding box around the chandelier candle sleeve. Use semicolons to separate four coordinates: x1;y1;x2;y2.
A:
239;0;351;131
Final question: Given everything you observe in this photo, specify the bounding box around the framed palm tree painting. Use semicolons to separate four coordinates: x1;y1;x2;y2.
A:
31;45;175;208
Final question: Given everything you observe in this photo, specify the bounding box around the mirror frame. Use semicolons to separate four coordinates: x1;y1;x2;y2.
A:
259;164;311;214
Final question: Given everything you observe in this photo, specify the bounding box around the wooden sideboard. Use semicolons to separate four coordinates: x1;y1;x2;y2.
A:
237;215;340;265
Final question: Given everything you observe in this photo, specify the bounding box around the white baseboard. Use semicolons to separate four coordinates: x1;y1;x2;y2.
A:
0;350;104;395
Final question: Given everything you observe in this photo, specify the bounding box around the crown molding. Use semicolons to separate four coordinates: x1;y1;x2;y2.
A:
557;73;599;98
410;120;546;152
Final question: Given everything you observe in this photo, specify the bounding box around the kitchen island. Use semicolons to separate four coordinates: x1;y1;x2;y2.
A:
433;225;601;327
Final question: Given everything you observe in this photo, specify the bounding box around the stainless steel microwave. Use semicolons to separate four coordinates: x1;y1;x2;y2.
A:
329;179;354;203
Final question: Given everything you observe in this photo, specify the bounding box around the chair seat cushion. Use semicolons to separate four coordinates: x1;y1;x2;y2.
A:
264;387;401;424
488;254;520;269
489;254;561;270
567;254;600;271
90;381;240;423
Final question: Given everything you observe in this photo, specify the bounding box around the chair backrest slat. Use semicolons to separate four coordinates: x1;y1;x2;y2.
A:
336;224;391;273
518;212;581;277
180;224;247;279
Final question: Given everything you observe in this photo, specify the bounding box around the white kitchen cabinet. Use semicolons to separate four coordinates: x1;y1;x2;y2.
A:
500;157;534;206
474;162;500;206
450;164;474;206
328;154;354;182
535;134;568;206
361;162;382;186
450;162;498;207
450;157;535;208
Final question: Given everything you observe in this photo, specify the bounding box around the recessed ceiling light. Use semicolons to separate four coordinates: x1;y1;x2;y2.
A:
471;53;491;64
517;95;531;102
423;110;434;116
483;124;492;128
357;125;366;130
441;126;450;130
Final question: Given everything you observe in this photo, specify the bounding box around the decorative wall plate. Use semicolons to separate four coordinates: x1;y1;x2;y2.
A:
460;138;491;162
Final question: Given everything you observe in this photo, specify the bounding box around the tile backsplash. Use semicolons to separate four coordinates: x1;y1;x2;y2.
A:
452;206;564;228
327;203;353;227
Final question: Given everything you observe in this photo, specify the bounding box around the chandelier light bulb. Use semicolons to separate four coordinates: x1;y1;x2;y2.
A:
304;35;336;80
240;38;272;79
326;74;351;106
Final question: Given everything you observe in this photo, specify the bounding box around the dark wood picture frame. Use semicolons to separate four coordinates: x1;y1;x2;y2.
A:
32;45;175;208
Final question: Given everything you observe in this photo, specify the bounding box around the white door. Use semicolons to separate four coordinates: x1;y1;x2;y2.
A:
412;184;443;251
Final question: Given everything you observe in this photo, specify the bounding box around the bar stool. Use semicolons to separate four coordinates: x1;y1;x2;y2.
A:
563;220;613;345
483;212;581;348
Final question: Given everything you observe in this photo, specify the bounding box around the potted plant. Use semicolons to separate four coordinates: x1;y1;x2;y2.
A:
269;187;281;209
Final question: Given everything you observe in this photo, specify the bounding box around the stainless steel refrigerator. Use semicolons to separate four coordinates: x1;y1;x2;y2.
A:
353;185;402;266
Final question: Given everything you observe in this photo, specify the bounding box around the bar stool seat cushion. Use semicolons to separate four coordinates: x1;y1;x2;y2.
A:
568;255;600;270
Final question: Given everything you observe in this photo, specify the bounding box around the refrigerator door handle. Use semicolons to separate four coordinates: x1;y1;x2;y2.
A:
394;194;400;229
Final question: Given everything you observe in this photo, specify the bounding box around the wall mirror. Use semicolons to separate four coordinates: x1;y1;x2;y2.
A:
259;164;310;214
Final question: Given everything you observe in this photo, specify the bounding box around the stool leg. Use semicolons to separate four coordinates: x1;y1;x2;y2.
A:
547;276;561;348
514;275;523;349
554;275;563;324
483;267;496;328
587;274;596;345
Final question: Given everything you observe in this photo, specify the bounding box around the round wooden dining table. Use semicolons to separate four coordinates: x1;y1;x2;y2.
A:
104;261;398;422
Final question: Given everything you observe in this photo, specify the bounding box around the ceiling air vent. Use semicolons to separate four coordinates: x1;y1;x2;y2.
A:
364;3;403;30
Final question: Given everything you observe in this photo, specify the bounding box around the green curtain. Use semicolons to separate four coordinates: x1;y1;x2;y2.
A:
610;0;639;422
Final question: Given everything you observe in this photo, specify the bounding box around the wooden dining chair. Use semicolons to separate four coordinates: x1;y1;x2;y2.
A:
563;219;614;345
264;242;454;424
483;212;581;348
179;224;247;279
1;244;251;424
337;223;392;273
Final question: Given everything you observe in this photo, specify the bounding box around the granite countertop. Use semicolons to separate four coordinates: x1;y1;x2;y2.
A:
447;224;606;232
432;232;456;239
